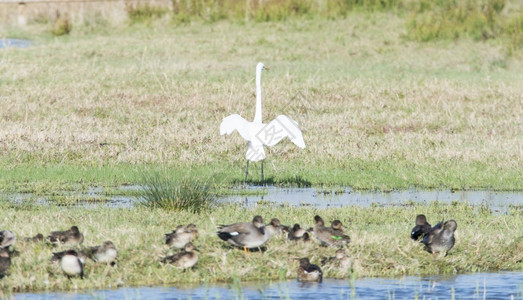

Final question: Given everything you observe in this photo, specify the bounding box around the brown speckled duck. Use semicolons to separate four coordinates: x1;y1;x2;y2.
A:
312;215;350;247
265;218;289;236
87;240;118;266
321;249;352;271
186;224;199;239
166;224;197;249
25;233;44;243
162;242;198;269
47;226;84;246
288;224;308;241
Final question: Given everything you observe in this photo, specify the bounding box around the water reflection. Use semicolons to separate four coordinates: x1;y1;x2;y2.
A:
11;272;523;299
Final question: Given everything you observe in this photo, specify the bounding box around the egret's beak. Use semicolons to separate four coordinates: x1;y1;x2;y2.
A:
264;66;270;71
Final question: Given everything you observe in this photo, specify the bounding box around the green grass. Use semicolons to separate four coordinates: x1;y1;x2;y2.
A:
0;202;521;294
0;13;522;193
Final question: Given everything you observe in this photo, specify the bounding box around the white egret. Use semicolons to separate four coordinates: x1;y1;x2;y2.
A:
220;62;305;181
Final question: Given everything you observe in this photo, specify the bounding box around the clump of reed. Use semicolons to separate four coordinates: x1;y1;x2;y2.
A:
139;173;216;212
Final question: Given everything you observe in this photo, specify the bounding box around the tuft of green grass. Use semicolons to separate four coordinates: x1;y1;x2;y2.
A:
139;172;216;212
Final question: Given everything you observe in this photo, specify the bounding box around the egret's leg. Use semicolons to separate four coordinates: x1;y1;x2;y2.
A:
245;161;249;182
261;160;264;182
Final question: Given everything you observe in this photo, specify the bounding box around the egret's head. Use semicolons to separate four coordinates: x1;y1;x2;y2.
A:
257;62;269;71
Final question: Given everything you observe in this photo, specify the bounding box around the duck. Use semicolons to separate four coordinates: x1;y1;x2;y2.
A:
47;226;84;246
25;233;44;243
312;215;350;247
411;214;432;241
297;257;322;283
321;249;352;271
0;230;16;249
0;247;10;278
288;223;310;242
217;215;271;252
51;249;88;265
162;242;198;269
422;220;457;255
87;240;118;266
165;225;193;249
59;250;84;279
265;218;289;236
186;223;199;239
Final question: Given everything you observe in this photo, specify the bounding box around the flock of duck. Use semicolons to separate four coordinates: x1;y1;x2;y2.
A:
0;226;116;280
0;214;457;283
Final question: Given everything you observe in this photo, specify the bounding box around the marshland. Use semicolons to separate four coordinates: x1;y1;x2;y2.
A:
0;0;522;298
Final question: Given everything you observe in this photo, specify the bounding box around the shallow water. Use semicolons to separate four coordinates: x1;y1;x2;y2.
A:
4;186;523;213
0;38;33;49
12;272;523;299
222;187;523;213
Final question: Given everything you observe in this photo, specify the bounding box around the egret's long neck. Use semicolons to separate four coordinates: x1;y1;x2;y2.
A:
253;67;262;123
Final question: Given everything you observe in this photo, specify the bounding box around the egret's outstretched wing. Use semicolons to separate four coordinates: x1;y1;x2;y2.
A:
220;114;251;141
254;115;305;149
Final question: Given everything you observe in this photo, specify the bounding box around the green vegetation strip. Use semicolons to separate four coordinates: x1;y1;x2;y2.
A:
0;202;521;294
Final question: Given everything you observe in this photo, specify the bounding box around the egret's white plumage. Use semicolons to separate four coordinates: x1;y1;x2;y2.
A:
220;62;305;163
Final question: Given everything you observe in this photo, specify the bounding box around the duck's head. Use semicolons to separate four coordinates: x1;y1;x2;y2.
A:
187;224;198;232
415;215;428;225
443;220;457;232
331;220;343;230
269;218;281;227
175;225;186;233
103;241;115;248
184;242;198;252
70;226;80;234
252;216;265;228
298;257;310;269
314;215;324;226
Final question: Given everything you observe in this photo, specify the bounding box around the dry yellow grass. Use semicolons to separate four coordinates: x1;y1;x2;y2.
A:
0;15;522;189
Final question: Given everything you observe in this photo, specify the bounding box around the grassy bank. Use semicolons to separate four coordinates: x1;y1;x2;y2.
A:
1;15;522;192
0;202;521;294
